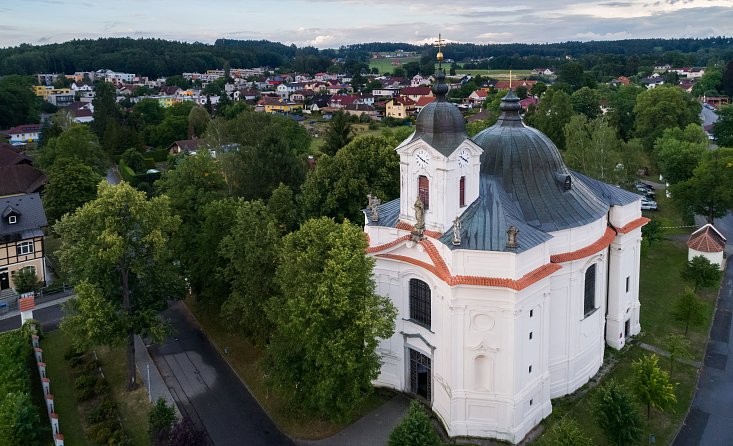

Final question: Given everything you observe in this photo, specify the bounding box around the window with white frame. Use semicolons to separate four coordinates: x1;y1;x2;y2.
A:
17;241;34;256
8;215;16;224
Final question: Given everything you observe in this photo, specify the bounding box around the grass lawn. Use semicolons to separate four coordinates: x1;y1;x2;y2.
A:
369;57;420;74
96;346;152;446
42;331;90;446
184;295;392;440
454;69;532;79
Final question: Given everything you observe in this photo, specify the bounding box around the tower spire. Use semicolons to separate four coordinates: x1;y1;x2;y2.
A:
434;33;445;69
432;33;448;101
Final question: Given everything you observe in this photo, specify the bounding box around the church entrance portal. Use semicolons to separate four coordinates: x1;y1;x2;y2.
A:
409;348;431;400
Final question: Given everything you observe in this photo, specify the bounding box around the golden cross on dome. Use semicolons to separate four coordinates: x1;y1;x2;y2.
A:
434;34;445;65
509;69;513;90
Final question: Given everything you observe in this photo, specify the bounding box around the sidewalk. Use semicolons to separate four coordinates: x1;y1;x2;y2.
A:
638;342;703;368
135;335;180;417
0;294;73;322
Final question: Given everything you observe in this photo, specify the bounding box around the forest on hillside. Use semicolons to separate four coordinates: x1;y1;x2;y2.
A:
1;36;733;78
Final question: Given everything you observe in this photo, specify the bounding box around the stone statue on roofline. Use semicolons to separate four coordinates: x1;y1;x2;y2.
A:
367;193;381;221
452;216;462;246
506;225;520;249
413;196;425;240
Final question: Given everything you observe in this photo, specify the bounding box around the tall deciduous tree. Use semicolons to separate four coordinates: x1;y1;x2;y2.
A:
672;288;705;335
525;88;572;150
593;379;643;446
671;148;733;224
662;333;692;374
654;124;707;185
37;124;108;175
322;110;354;156
563;115;623;182
712;104;733;147
681;255;723;291
632;353;677;418
0;75;40;128
387;401;441;446
219;200;280;344
91;81;122;139
266;217;396;420
43;159;101;223
268;183;299;234
607;84;643;142
570;87;601;119
155;151;226;294
300;135;400;222
540;417;593;446
56;182;184;390
633;85;701;151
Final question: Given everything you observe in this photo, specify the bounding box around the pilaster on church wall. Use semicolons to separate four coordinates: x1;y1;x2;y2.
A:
608;200;642;229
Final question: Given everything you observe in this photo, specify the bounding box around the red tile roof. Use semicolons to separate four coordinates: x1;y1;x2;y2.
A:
400;86;432;96
19;297;35;312
0;164;47;195
4;124;41;135
416;97;436;107
687;224;726;253
616;217;650;234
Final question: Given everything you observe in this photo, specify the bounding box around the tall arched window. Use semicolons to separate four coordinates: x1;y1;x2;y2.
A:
418;175;429;210
409;278;431;328
584;264;596;317
459;176;466;207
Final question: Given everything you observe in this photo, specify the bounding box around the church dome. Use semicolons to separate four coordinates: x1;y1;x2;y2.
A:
472;90;607;232
406;69;468;156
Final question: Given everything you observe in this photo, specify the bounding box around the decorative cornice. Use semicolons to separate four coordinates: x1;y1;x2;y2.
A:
396;221;443;239
615;217;651;234
550;226;617;263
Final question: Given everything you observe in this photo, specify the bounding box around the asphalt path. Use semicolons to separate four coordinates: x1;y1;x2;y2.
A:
0;304;64;333
148;301;293;446
674;212;733;446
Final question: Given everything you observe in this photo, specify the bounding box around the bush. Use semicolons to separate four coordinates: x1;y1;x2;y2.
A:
149;397;177;444
74;374;96;390
86;397;118;424
168;418;206;446
387;401;441;446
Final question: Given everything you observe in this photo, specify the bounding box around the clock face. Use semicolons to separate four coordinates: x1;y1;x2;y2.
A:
457;148;470;167
415;149;431;168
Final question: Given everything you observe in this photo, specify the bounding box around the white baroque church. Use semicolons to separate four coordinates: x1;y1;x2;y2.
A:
363;68;649;443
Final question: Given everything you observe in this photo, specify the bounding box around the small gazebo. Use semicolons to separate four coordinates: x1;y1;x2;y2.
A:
687;224;727;270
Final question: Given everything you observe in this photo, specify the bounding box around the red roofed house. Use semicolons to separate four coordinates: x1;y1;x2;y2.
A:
519;96;539;110
415;96;436;113
400;86;433;103
687;224;727;269
328;95;358;109
494;80;537;90
465;89;488;105
385;96;416;119
2;124;41;146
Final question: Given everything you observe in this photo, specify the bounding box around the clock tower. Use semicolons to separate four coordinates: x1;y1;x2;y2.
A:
395;63;482;234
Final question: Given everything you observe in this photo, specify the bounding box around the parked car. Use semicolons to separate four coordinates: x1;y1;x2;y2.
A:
641;202;658;210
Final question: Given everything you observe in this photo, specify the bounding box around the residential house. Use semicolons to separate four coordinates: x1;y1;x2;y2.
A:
307;94;332;113
328;95;357;109
493;80;537;90
385;96;415;119
0;193;48;294
411;74;430;87
0;144;46;197
315;72;337;82
609;76;630;87
71;82;94;93
344;103;378;119
66;102;95;123
400;86;433;103
238;88;260;101
640;76;664;89
465;89;488;106
519;96;538;111
2;124;41;146
47;93;75;107
653;64;671;73
258;96;303;113
678;79;696;93
415;96;436;113
703;96;730;109
531;68;555;76
33;86;72;100
290;90;315;103
168;139;204;156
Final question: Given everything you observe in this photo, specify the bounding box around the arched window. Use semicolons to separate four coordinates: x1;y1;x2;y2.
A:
584;264;596;316
409;278;431;328
418;175;429;210
459;176;466;207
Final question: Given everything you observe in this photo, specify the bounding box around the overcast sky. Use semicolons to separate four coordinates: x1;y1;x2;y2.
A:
1;0;732;49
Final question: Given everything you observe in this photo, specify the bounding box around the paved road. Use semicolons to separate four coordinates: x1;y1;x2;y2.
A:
701;106;719;128
674;226;733;446
148;301;293;446
0;304;64;333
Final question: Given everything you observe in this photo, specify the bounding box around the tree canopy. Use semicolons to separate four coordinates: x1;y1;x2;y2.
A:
42;158;101;223
563;115;623;183
266;217;396;420
321;110;354;156
681;255;723;291
654;124;707;185
525;88;572;150
631;353;677;418
56;182;185;389
37;124;108;175
712;104;733;147
671;148;733;224
633;85;701;151
593;379;643;446
0;75;40;128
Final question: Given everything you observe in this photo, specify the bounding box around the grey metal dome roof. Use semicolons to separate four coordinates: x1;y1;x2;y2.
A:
404;69;468;156
472;91;608;232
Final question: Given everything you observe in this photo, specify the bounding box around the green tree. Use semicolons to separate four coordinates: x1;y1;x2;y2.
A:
530;81;547;98
563;115;622;182
219;201;280;344
681;255;723;291
0;75;40;128
187;105;210;138
43;159;102;224
662;333;692;374
557;61;585;92
387;401;441;446
121;148;146;173
56;182;184;389
164;75;191;89
91;81;122;140
539;417;592;446
268;183;298;234
11;267;41;295
641;219;662;248
131;98;165;131
633;85;701;151
607;84;643;141
300;135;400;222
148;397;176;445
266;217;397;420
210;110;310;200
593;379;643;446
671;148;733;223
712;104;733;147
0;392;39;446
322;110;354;156
692;67;723;96
570;87;601;119
525;89;572;150
632;353;677;418
672;288;705;335
155;151;226;294
654;124;707;185
37;124;108;175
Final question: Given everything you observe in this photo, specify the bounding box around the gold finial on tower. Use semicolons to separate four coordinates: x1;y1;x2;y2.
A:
509;69;513;90
434;33;445;66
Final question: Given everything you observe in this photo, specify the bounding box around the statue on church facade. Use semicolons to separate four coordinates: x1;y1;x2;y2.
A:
506;225;519;249
413;197;425;240
367;193;381;221
452;216;462;245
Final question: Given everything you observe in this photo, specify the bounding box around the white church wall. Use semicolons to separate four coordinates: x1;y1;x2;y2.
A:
547;218;607;256
606;228;643;348
688;249;724;269
609;200;642;229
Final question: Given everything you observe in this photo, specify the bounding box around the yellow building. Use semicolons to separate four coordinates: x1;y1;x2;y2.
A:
259;96;303;113
0;194;47;294
385;96;416;119
33;86;72;100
